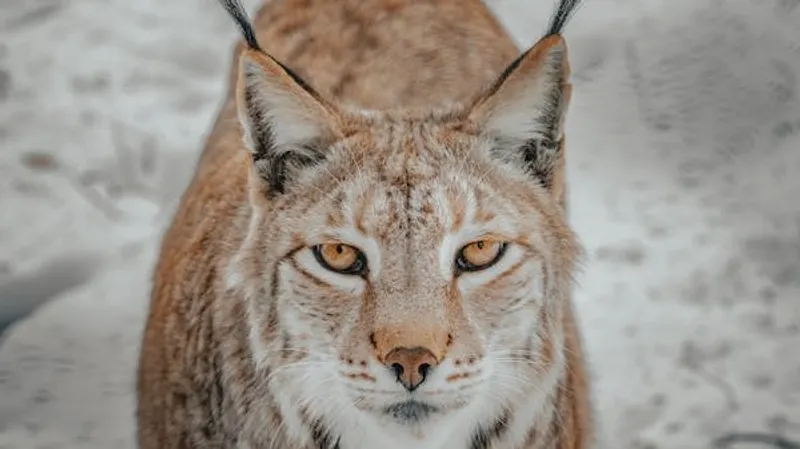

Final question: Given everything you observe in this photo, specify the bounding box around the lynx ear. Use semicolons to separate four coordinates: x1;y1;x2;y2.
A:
236;50;343;195
467;0;582;194
216;0;342;195
468;35;572;193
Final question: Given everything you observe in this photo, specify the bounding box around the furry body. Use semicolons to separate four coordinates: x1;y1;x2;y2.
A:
136;1;592;448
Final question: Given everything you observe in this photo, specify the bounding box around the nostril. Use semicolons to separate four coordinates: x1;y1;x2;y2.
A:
383;347;439;391
418;363;431;379
391;363;404;379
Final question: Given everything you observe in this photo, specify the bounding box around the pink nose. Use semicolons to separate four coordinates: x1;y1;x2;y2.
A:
383;346;438;391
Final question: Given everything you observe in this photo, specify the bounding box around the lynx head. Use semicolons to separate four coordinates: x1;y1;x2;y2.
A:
220;0;583;444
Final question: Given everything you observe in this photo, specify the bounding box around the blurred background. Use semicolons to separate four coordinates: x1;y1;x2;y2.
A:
0;0;798;448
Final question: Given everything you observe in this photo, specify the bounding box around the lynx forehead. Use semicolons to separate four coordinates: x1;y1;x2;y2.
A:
136;1;592;449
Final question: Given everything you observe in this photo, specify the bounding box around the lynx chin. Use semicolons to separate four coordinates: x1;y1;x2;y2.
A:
136;0;593;448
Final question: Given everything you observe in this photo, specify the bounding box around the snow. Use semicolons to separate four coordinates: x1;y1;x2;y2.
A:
1;0;799;448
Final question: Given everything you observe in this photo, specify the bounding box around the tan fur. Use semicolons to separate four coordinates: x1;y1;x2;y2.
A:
136;1;593;448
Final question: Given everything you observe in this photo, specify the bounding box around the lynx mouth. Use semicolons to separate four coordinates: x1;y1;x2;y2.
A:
384;400;439;423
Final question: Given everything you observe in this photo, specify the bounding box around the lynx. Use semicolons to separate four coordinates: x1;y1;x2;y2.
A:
136;0;592;448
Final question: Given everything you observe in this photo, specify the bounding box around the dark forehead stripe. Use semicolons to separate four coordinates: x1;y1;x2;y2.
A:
344;124;474;239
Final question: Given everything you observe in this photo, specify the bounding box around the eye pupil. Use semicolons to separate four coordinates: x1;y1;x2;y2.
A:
313;243;367;276
455;239;507;273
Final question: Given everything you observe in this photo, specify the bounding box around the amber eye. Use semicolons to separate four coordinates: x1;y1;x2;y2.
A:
313;243;367;275
455;239;507;273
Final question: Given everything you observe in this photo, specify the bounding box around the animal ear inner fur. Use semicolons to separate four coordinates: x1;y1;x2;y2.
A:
217;0;344;196
467;0;582;198
467;34;572;194
236;49;345;196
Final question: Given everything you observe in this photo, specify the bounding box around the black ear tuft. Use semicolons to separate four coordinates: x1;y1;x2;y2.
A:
217;0;262;51
545;0;584;36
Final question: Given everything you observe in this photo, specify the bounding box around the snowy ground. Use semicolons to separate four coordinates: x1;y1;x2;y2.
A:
1;0;799;448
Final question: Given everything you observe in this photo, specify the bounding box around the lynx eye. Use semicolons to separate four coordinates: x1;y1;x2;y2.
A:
313;243;367;275
455;239;507;273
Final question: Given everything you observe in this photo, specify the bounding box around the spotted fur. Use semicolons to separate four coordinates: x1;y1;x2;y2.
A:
136;0;592;448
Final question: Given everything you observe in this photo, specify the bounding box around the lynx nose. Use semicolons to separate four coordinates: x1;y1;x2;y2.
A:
384;347;438;392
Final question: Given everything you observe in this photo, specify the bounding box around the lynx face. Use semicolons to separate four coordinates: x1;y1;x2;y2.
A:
225;32;580;444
